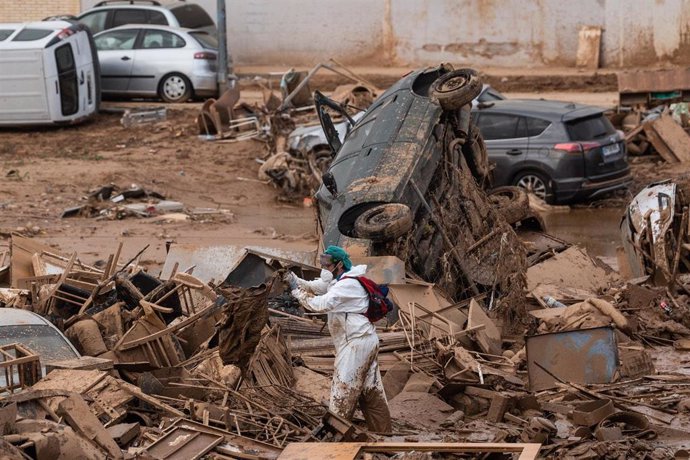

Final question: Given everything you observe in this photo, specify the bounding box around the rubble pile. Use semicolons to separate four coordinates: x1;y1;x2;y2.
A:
1;215;690;459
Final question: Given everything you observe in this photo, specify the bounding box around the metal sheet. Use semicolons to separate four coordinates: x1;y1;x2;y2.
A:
526;326;618;391
160;244;316;283
223;252;275;288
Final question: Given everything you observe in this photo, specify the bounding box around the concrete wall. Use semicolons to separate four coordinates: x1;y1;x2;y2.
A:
2;0;80;22
76;0;690;68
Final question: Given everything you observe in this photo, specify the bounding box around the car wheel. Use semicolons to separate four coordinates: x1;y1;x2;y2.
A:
159;73;192;103
431;68;483;111
513;171;553;203
354;203;413;242
488;186;530;224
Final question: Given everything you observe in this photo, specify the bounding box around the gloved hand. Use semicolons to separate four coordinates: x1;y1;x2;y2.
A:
284;271;298;290
291;288;307;303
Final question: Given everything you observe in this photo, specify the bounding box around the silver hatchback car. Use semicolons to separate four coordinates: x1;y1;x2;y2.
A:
94;24;218;102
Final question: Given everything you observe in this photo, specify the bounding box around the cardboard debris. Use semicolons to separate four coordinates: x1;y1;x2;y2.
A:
643;114;690;163
526;246;618;294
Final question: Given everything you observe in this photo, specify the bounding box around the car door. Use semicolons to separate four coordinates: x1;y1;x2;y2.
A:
523;115;555;168
94;28;139;92
474;112;528;186
127;29;187;95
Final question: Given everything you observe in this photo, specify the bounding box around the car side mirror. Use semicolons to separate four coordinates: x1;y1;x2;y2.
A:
322;171;338;196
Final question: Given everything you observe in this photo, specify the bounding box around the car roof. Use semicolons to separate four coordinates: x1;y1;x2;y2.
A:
95;23;196;35
0;308;52;327
0;21;78;50
474;99;605;122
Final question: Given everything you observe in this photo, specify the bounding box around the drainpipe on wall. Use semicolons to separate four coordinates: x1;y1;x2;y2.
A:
217;0;228;95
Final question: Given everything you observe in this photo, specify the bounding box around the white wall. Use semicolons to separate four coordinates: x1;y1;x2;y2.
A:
81;0;690;68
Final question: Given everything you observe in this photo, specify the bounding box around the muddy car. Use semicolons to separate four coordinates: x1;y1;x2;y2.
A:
315;65;526;310
620;180;679;283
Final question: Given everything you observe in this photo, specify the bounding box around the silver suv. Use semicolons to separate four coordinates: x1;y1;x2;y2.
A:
77;0;216;35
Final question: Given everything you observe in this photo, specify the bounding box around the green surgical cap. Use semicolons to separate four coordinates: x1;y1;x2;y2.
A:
323;245;352;270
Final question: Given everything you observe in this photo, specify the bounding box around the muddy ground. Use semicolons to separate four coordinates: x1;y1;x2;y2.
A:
0;103;318;272
0;88;685;272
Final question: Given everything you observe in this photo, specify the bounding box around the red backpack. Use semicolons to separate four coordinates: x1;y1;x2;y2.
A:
342;276;395;323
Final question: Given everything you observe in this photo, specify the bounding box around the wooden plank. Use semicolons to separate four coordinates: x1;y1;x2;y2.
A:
10;233;57;288
576;25;602;69
467;299;501;355
277;442;541;460
644;122;679;163
651;114;690;162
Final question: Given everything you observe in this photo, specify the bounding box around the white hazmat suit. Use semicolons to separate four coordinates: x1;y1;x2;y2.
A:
291;264;392;433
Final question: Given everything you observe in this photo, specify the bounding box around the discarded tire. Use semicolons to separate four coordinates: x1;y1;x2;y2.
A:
354;203;413;241
431;68;482;111
488;186;530;225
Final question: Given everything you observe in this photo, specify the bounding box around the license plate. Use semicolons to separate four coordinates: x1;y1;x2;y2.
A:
602;143;620;156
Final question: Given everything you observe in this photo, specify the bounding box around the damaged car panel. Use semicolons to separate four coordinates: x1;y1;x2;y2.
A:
621;180;678;281
315;65;525;312
316;65;484;245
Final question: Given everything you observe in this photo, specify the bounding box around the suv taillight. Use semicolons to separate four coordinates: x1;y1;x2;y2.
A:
194;52;216;60
554;142;600;153
57;28;75;40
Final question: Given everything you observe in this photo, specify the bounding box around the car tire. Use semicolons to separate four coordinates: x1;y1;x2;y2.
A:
512;171;554;204
488;186;530;224
431;68;483;111
159;73;193;103
354;203;413;242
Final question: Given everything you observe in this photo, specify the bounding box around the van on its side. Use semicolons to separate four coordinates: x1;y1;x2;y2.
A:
0;20;100;126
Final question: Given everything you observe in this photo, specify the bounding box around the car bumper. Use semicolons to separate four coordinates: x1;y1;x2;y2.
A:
554;171;632;203
190;72;218;97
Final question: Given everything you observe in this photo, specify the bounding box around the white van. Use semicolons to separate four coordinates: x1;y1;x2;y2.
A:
0;20;100;126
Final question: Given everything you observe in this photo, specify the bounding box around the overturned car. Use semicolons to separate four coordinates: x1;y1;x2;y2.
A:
315;65;527;315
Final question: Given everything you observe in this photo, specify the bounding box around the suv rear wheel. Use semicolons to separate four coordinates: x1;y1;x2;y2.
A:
431;69;482;111
354;203;413;241
513;171;552;203
159;73;192;103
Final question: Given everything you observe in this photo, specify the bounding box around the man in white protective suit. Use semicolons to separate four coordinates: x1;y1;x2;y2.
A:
287;245;392;433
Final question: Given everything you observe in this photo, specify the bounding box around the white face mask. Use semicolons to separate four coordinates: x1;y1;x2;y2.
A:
320;269;334;283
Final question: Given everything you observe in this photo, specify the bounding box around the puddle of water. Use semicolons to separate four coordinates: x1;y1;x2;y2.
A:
539;207;624;269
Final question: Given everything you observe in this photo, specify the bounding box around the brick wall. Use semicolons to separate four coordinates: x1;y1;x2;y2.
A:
1;0;81;22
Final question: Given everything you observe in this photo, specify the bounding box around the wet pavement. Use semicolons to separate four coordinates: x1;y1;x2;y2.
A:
540;207;624;269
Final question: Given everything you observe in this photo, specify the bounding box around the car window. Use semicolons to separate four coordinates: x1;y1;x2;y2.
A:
478;88;505;103
95;29;139;51
476;113;522;140
141;30;185;49
0;325;78;363
112;9;148;28
566;114;615;140
12;28;53;41
170;4;214;28
189;31;217;49
525;117;551;137
149;11;168;25
0;29;15;41
80;11;108;34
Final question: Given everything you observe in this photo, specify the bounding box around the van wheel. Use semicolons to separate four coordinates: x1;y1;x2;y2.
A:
354;203;413;241
159;73;192;103
431;68;482;111
488;186;530;224
513;171;553;204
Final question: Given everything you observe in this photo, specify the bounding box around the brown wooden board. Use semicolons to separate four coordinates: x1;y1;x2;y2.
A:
277;442;541;460
651;114;690;162
146;426;222;460
576;26;602;69
643;123;679;162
